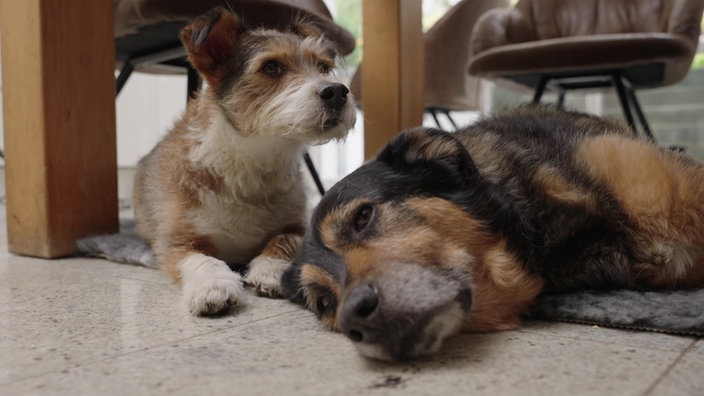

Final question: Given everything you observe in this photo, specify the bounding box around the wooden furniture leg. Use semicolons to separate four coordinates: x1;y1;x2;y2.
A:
362;0;424;160
0;0;118;258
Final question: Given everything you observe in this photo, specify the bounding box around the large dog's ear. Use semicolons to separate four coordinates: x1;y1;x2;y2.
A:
376;128;479;191
180;7;242;87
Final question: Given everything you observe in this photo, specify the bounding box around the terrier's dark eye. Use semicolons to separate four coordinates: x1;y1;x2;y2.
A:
353;204;374;232
317;61;332;74
262;60;284;77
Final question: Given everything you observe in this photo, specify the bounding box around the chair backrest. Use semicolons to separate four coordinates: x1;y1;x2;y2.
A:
424;0;510;111
350;0;509;112
471;0;704;55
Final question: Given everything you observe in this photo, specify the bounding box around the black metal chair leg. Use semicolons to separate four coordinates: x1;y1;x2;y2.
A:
611;73;637;132
304;151;325;196
625;85;655;141
556;90;566;108
532;76;549;103
427;108;459;131
116;61;135;96
427;108;444;129
442;109;459;130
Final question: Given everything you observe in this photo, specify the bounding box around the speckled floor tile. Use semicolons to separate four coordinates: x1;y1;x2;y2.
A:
0;255;298;385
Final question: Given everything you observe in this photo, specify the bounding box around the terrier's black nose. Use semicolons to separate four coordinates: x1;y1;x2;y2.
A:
319;83;349;109
338;284;380;343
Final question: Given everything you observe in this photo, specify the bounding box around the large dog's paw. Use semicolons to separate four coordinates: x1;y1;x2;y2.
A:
180;253;245;316
244;256;289;298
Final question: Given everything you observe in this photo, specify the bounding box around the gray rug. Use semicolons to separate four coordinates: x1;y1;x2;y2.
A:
75;220;704;337
528;289;704;336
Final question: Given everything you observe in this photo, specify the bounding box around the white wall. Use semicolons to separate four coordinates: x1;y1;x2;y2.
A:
116;73;187;166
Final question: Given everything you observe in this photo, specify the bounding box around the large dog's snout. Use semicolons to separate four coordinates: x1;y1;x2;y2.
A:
335;264;472;361
319;83;349;109
338;284;381;343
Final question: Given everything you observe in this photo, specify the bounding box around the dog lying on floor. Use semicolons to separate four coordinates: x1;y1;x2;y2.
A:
133;7;356;316
281;106;704;361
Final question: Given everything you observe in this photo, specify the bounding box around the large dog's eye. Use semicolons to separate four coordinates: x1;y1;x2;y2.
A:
316;294;331;313
315;293;337;316
353;204;374;232
262;60;284;77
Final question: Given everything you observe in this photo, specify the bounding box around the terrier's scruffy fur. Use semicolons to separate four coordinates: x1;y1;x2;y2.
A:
133;7;356;316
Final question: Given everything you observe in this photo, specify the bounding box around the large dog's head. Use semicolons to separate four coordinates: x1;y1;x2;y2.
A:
282;128;509;361
181;7;355;143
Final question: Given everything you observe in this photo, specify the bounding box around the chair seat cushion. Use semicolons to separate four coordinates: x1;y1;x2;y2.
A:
468;33;695;88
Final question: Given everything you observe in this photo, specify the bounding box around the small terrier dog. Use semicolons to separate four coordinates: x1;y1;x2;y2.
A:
133;7;356;316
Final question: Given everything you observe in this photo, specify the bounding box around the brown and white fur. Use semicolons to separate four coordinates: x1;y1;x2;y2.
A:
133;7;356;316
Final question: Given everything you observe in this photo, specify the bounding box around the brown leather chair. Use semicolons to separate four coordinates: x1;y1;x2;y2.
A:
468;0;704;140
350;0;509;130
114;0;356;195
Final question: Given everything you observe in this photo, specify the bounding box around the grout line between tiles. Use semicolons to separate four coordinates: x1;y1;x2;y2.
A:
642;339;698;395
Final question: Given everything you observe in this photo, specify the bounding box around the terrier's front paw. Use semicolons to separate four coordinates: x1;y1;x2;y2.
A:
180;253;245;316
244;256;289;298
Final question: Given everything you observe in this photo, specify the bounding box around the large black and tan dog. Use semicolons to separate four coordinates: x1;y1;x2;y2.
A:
281;106;704;361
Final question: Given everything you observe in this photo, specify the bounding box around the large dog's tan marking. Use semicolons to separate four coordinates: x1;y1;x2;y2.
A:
404;199;544;332
578;135;704;288
404;128;466;162
299;264;341;329
465;241;545;332
533;164;597;209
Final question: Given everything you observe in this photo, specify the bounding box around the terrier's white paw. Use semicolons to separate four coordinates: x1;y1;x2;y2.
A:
244;256;289;298
179;253;244;316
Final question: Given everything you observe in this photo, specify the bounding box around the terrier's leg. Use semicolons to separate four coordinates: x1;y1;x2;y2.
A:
245;229;304;298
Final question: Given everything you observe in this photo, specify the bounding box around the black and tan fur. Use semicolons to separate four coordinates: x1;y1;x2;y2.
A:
281;106;704;361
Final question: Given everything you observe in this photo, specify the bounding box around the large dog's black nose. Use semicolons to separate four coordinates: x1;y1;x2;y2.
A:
319;83;349;109
338;284;381;343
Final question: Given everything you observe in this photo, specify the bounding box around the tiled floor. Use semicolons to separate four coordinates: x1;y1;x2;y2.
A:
1;210;703;396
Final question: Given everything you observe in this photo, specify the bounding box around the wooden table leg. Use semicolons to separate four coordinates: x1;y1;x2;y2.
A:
0;0;118;258
362;0;424;160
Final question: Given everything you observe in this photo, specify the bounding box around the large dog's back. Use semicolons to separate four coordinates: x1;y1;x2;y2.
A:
456;106;704;291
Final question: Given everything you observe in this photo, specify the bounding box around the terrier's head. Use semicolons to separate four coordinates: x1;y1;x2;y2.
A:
181;7;356;143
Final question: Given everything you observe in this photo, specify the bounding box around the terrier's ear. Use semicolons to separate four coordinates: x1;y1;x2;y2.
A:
288;20;323;39
376;127;479;190
180;7;241;85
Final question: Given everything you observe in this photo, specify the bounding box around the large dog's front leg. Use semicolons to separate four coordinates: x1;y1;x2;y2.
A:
162;247;245;316
245;230;304;298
